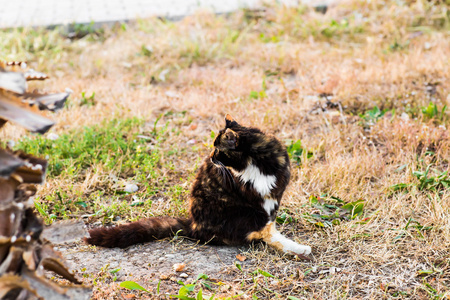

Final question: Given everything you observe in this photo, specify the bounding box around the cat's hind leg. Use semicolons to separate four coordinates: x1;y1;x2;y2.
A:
247;222;311;257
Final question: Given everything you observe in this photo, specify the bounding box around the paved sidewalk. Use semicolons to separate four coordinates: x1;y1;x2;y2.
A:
0;0;335;29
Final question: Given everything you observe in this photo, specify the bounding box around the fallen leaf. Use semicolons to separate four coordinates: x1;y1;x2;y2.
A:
236;254;247;262
173;263;185;272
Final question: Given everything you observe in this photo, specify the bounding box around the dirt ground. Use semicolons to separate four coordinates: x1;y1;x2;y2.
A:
60;239;254;298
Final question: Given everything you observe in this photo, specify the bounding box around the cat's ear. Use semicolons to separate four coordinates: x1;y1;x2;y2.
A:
224;128;238;149
225;114;238;128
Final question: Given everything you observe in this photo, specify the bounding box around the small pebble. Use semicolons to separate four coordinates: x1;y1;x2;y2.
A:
124;184;138;193
47;133;59;140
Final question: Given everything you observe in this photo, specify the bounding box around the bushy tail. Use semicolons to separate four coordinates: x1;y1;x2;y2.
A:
85;217;191;248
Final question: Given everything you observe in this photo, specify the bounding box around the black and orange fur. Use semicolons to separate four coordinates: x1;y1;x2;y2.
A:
86;115;293;250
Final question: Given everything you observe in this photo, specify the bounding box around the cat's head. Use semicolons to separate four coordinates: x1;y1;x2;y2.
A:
210;114;262;171
213;114;241;151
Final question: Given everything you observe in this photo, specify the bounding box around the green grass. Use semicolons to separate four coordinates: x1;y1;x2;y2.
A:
302;195;366;228
421;102;447;124
16;117;189;223
286;140;313;165
17;118;159;178
1;27;70;70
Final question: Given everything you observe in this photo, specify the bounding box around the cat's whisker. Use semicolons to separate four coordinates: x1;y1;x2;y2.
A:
215;159;235;188
210;157;227;184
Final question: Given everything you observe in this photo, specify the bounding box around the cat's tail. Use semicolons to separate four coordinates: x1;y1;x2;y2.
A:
85;217;192;248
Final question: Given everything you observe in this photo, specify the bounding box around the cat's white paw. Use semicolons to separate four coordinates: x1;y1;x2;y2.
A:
291;244;311;255
269;230;312;256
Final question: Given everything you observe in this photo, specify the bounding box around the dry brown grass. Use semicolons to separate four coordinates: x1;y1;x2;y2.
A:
1;0;450;298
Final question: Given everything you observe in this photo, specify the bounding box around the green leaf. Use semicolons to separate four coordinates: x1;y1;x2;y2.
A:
353;202;364;216
179;284;195;296
341;200;365;218
192;273;209;284
235;262;243;272
309;195;319;205
249;91;259;99
330;196;344;203
324;204;339;209
286;140;312;164
332;219;340;225
319;214;332;220
75;201;87;208
196;289;203;300
288;140;302;152
341;202;353;210
170;296;196;300
119;281;149;293
422;102;438;119
202;281;213;290
288;297;302;300
109;268;121;274
257;269;275;278
276;212;293;224
196;274;209;281
390;183;410;191
157;280;161;294
404;217;414;230
259;90;267;98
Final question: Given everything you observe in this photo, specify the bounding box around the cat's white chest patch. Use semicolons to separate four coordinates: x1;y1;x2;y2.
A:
235;164;276;196
263;198;278;216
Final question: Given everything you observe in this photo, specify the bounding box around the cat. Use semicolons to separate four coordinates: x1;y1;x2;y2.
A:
86;115;311;258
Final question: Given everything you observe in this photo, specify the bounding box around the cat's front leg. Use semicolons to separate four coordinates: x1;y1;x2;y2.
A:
247;222;311;257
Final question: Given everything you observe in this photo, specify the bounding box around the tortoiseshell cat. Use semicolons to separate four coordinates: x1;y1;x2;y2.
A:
86;115;311;257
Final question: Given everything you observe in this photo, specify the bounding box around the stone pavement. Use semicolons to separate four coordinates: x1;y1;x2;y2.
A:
0;0;336;29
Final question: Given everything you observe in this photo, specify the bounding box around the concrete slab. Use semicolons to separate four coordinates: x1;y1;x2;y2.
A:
0;0;339;29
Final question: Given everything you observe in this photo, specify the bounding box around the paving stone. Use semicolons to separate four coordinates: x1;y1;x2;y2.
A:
0;0;339;28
